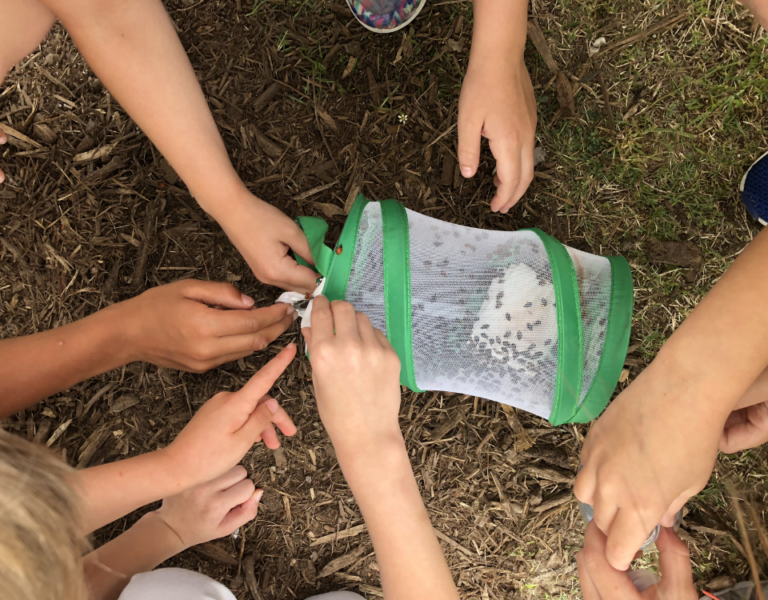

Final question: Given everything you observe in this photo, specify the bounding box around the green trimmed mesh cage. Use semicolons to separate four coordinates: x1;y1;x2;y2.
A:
295;195;633;425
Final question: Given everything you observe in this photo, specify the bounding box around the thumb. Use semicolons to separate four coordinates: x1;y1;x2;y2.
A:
301;327;312;347
219;489;262;534
183;280;255;309
458;113;482;178
655;528;696;596
286;220;315;267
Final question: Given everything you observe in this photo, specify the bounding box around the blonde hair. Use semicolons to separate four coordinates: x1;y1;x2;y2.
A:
0;428;87;600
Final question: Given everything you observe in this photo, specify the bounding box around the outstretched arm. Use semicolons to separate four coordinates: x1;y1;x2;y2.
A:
35;0;317;291
0;280;295;418
73;345;297;534
576;228;768;570
304;297;459;600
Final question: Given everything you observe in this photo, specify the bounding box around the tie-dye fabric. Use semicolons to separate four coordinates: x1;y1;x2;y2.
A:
347;0;426;32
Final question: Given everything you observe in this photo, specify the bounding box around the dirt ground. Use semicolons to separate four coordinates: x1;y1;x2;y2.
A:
2;0;768;598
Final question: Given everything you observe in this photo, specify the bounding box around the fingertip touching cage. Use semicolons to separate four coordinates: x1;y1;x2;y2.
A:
293;195;634;425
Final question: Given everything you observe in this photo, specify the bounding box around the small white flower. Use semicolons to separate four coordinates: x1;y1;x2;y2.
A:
398;113;409;125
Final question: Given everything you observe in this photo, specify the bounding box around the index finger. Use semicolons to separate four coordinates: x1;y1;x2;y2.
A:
488;138;521;213
233;344;297;408
274;255;319;293
309;295;334;342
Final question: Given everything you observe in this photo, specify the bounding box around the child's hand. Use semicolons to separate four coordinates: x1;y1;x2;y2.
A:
154;465;262;548
458;55;537;214
120;279;296;373
301;297;403;456
163;344;298;487
577;522;698;600
208;189;318;293
575;363;724;572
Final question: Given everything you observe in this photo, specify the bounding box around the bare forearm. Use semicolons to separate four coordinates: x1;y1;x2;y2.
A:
73;449;188;534
652;228;768;410
83;512;185;600
471;0;528;58
338;439;458;600
0;305;128;417
40;0;243;213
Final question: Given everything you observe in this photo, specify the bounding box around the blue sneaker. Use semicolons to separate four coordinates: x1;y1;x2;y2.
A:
346;0;427;33
740;150;768;225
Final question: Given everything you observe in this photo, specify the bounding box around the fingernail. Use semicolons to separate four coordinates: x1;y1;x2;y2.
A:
241;293;255;307
266;398;279;413
254;489;264;503
461;166;473;177
285;304;295;316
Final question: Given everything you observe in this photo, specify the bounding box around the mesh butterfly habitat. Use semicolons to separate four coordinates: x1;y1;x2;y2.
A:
294;195;633;425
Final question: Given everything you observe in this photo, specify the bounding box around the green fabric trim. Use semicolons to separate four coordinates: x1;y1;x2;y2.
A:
570;256;634;423
380;199;423;392
294;195;369;302
527;229;584;426
296;216;333;276
323;195;369;302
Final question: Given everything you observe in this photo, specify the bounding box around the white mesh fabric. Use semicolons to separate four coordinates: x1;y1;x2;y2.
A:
344;203;387;335
406;210;559;420
566;247;612;405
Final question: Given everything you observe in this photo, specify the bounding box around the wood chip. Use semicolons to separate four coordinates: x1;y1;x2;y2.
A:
46;419;72;447
0;123;42;149
250;126;283;158
345;183;362;214
358;584;384;598
318;545;366;578
32;123;57;144
273;447;287;468
293;181;338;202
252;82;282;114
310;524;367;547
441;153;456;187
525;465;575;484
430;405;466;441
316;106;338;132
526;20;559;73
341;56;357;79
434;528;473;556
314;202;345;219
491;471;517;520
73;143;117;163
244;554;264;600
191;542;239;566
109;393;140;413
531;491;573;513
77;425;111;468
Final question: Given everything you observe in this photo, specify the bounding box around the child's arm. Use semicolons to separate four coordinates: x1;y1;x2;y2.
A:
84;465;260;600
35;0;317;292
0;280;295;418
575;227;768;571
303;298;459;600
72;345;297;535
458;0;536;213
